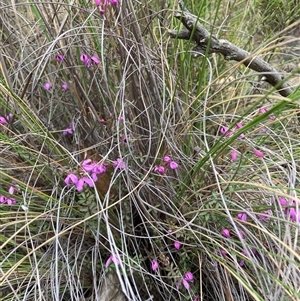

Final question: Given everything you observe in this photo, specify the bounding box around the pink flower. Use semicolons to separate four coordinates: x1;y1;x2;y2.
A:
93;163;107;174
76;177;94;192
91;173;98;182
55;54;64;62
63;122;73;136
6;113;13;121
80;53;89;64
237;230;245;239
63;127;73;136
80;53;100;67
62;82;68;91
220;126;228;134
8;186;14;195
82;159;107;176
220;249;228;256
184;271;194;282
239;251;249;267
0;195;7;203
163;156;171;163
105;254;121;268
182;279;190;290
254;149;264;158
288;208;300;222
113;158;126;170
177;271;194;291
220;126;234;137
91;55;100;64
237;212;247;221
257;209;272;222
44;82;52;90
259;107;268;114
85;58;92;68
221;228;230;238
153;165;165;174
0;116;7;125
0;195;16;205
64;173;79;186
169;161;179;170
82;159;96;172
174;241;181;250
109;0;118;4
236;122;243;129
94;0;101;6
279;198;288;206
231;149;237;162
151;259;159;271
6;197;16;205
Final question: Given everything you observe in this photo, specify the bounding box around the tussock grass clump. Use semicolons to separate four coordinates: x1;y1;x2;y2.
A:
0;1;299;301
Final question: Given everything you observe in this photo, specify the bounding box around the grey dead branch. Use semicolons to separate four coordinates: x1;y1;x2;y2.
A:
168;1;296;98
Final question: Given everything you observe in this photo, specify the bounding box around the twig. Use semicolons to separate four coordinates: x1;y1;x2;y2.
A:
168;1;294;97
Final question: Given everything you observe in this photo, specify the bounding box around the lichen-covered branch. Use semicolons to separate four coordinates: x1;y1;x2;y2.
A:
168;1;293;97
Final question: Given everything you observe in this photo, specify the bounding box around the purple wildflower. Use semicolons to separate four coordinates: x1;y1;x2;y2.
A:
184;271;194;282
237;230;245;239
288;208;300;222
6;197;16;205
258;209;272;222
163;156;171;163
237;212;247;221
0;116;7;125
236;122;243;129
231;149;237;162
0;195;7;203
220;126;234;137
221;228;230;238
80;53;89;64
177;271;194;291
91;173;98;182
64;173;79;186
8;186;14;195
63;122;73;136
279;198;288;206
259;107;268;114
174;241;181;250
55;54;64;62
62;82;68;91
113;158;126;170
254;149;264;158
82;159;96;172
153;165;165;174
151;259;159;271
105;254;121;268
220;249;228;256
44;82;52;90
182;279;190;290
169;161;179;170
76;177;94;192
91;55;100;64
93;163;107;174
